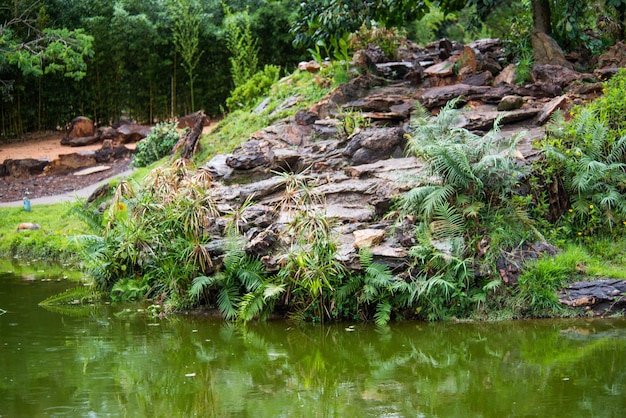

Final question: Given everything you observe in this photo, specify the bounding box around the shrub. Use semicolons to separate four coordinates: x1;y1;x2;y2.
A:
542;70;626;237
132;122;180;167
225;65;280;111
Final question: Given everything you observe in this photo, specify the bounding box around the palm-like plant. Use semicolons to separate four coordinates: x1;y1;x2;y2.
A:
338;248;400;325
189;243;275;321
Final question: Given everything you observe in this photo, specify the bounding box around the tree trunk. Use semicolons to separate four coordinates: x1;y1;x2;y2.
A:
532;0;552;34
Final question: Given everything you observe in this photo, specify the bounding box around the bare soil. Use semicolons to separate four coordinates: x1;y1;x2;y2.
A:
0;131;134;203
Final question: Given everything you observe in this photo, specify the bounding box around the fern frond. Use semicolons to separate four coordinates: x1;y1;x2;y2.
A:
237;290;265;322
338;275;364;302
421;275;456;300
237;257;266;292
263;283;285;300
217;285;240;320
482;279;502;292
391;279;422;307
608;135;626;163
189;275;214;301
374;301;392;326
362;283;379;302
430;145;478;189
365;262;394;287
422;184;456;219
39;287;98;306
430;202;464;238
359;247;374;268
400;185;443;217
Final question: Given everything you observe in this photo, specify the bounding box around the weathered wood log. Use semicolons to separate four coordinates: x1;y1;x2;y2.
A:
174;110;207;160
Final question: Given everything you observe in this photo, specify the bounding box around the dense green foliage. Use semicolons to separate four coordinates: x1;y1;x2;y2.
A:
441;0;625;54
543;69;626;238
16;66;626;323
225;64;280;111
0;0;306;136
132;121;181;167
223;5;259;90
291;0;427;48
5;0;626;324
2;0;625;137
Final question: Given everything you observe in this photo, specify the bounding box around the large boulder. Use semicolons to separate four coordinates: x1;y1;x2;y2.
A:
531;31;573;69
45;153;97;175
3;158;49;177
117;124;153;143
343;127;406;166
62;116;96;145
94;144;133;163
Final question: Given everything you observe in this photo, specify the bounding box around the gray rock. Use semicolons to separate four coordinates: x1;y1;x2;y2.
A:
343;127;405;165
497;95;524;111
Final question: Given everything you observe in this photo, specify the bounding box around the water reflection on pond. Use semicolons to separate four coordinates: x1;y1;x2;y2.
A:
1;269;626;417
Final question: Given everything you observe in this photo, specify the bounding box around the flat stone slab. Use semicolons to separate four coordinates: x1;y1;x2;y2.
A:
73;165;111;176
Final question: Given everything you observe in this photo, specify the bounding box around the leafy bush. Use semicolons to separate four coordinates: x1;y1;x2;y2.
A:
76;162;218;304
400;99;535;254
198;69;331;162
225;64;280;111
132;122;180;168
542;70;626;237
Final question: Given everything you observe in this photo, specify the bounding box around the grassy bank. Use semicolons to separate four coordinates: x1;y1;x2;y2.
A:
0;203;89;266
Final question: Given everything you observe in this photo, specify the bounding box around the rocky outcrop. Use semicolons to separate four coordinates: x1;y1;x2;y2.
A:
558;279;626;315
342;127;406;165
200;37;621;283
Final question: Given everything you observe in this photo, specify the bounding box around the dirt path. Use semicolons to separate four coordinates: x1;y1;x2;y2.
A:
0;131;135;204
0;131;109;161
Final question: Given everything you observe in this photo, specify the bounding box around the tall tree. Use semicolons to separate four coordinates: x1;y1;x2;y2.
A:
531;0;551;34
169;0;203;112
0;0;93;134
223;4;258;89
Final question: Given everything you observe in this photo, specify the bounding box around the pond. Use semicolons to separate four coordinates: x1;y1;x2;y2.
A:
1;269;626;417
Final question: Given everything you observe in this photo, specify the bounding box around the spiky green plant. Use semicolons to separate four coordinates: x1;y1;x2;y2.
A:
278;209;347;323
75;158;218;303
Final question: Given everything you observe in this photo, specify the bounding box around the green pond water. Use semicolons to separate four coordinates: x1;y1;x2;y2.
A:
1;269;626;417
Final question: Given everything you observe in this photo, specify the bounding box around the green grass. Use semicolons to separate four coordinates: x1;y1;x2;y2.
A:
194;70;332;164
0;203;89;265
